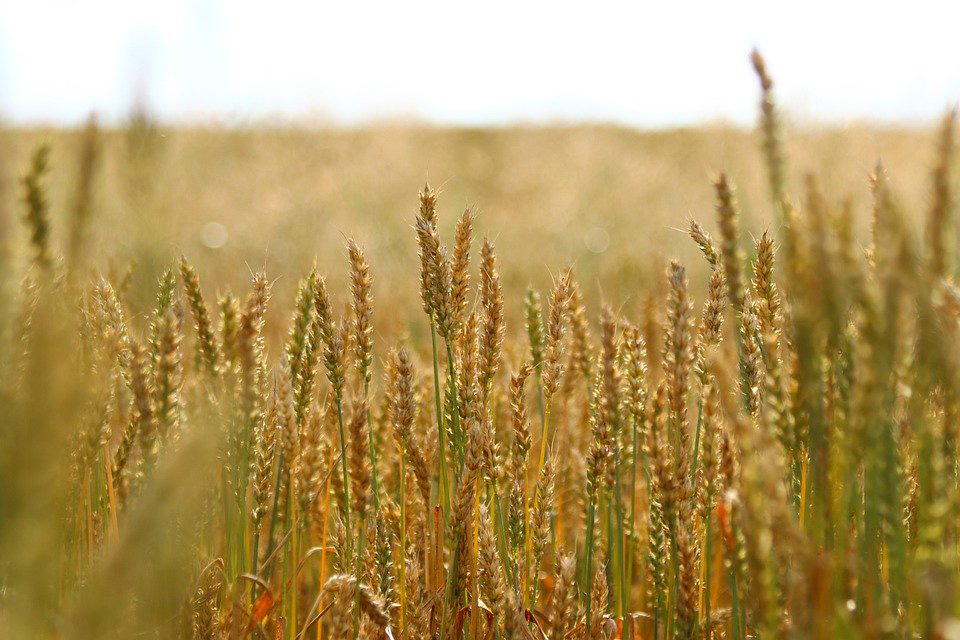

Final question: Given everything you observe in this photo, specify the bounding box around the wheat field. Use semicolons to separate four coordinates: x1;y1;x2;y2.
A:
1;54;959;640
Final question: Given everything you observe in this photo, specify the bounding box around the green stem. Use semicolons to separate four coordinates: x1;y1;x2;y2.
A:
445;342;463;478
431;323;451;523
584;495;597;632
399;450;407;636
531;555;543;612
667;514;680;640
691;397;704;478
486;395;512;587
612;434;627;623
704;500;714;640
353;515;367;640
626;412;640;640
728;541;743;640
288;486;298;640
264;453;285;572
441;523;464;640
221;468;233;579
606;500;619;617
250;528;261;601
495;492;518;593
335;396;353;565
526;407;552;604
365;379;381;509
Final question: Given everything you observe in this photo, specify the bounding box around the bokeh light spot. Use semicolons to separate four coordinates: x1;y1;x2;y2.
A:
584;226;610;254
201;222;228;249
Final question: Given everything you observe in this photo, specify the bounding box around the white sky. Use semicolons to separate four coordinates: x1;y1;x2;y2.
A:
2;0;960;127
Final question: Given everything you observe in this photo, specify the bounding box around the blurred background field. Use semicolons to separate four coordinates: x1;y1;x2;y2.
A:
0;121;941;339
6;2;960;637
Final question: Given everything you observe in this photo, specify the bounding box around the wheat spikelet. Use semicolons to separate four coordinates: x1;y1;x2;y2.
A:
525;288;545;373
477;504;508;632
585;371;613;510
695;266;725;387
541;270;572;403
93;278;132;375
67;115;100;271
479;237;504;396
697;381;721;521
130;340;159;471
348;395;372;519
348;240;374;388
751;48;787;207
567;277;593;384
416;184;439;317
714;174;745;313
187;561;223;640
237;270;270;434
549;552;579;640
508;363;533;552
647;383;674;525
275;364;299;517
752;231;781;335
388;348;417;445
597;306;622;489
298;400;325;512
739;295;764;418
321;574;390;630
415;213;455;339
622;324;648;444
251;388;278;532
179;256;219;377
153;307;182;440
663;264;699;638
314;276;348;401
450;208;473;340
449;412;484;602
388;347;430;509
664;261;694;488
531;453;556;577
286;271;317;393
111;410;138;507
457;310;481;431
588;560;611;640
218;291;241;371
688;218;719;268
20;144;52;271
